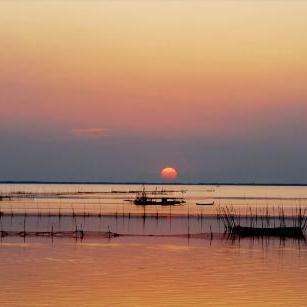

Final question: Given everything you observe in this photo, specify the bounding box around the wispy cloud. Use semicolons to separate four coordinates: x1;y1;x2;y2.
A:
71;128;108;138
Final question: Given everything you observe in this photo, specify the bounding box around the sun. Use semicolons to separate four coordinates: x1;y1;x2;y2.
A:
160;167;178;180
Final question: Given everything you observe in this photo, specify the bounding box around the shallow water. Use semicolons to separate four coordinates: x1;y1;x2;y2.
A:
0;184;307;306
1;183;307;216
0;236;306;306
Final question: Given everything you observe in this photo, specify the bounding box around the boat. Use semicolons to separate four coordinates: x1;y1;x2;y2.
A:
196;201;214;206
133;189;185;206
230;225;304;238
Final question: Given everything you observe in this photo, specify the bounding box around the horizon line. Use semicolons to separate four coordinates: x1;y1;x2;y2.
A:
0;180;307;187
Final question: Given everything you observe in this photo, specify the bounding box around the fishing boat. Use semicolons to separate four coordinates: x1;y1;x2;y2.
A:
133;189;185;206
230;225;304;238
196;201;214;206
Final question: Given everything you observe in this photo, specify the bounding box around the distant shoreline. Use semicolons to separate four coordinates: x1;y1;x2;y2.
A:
0;181;307;186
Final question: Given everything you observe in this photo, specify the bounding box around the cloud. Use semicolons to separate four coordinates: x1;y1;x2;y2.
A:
71;128;108;138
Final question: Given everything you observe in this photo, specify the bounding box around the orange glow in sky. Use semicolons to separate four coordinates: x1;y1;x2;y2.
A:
1;1;307;181
1;1;307;139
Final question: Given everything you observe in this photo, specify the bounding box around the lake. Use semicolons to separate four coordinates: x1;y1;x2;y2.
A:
0;184;306;306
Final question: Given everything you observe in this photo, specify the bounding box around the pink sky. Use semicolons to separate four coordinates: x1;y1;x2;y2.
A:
0;1;307;181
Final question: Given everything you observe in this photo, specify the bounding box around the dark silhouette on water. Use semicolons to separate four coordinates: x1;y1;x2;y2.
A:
133;187;185;206
218;206;307;239
230;225;304;238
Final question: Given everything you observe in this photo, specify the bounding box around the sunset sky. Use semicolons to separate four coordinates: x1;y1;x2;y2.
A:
1;1;307;182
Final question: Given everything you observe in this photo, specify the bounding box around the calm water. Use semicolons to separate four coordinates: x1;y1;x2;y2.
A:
0;184;307;306
0;236;306;306
1;183;307;216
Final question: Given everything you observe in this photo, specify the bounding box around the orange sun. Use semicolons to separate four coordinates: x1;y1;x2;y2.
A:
160;167;178;180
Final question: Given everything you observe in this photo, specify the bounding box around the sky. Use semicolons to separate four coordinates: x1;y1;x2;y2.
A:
0;1;307;183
